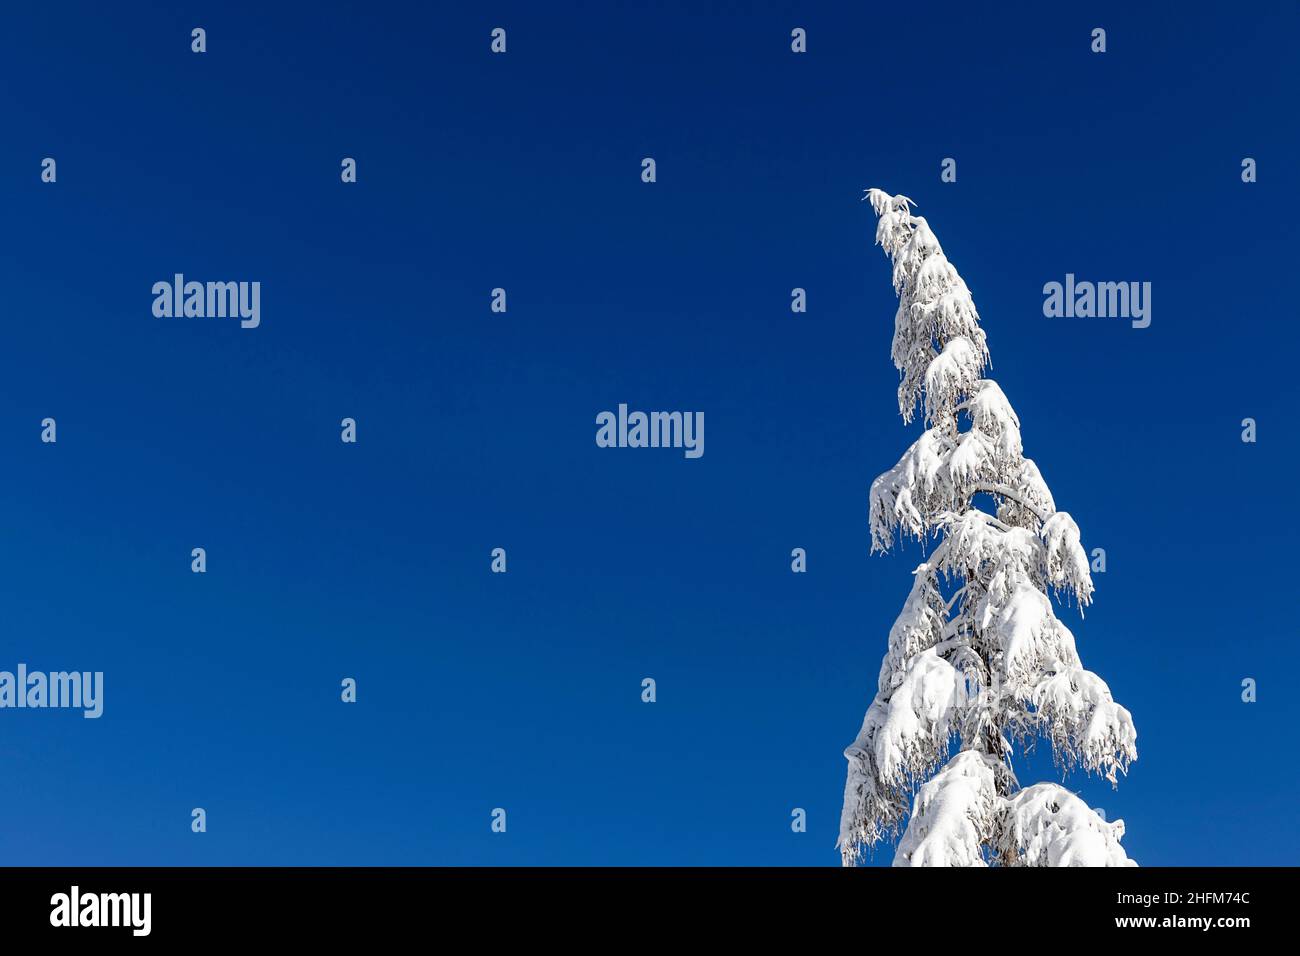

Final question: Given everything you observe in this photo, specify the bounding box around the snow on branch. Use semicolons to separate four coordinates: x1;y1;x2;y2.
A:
894;750;1012;867
875;563;947;696
840;648;969;863
997;785;1135;867
864;188;988;425
868;430;954;548
924;337;984;431
1031;668;1137;784
983;585;1081;693
1039;511;1095;606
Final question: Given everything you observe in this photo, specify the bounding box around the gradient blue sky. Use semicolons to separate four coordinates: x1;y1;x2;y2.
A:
1;1;1297;865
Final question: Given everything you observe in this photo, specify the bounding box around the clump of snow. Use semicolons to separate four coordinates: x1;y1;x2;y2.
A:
876;565;946;695
924;337;984;431
997;785;1135;867
1031;668;1137;784
894;751;1008;867
985;585;1080;693
1039;511;1095;606
967;380;1022;461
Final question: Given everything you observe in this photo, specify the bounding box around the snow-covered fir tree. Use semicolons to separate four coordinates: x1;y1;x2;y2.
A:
838;189;1138;867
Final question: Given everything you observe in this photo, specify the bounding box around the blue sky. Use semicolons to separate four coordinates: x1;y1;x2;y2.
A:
1;1;1296;865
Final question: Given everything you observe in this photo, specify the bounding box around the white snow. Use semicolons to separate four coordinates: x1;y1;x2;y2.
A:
998;785;1135;867
894;751;1005;867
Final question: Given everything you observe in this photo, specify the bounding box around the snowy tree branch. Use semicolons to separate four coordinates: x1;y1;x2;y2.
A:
840;189;1137;868
970;482;1052;524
